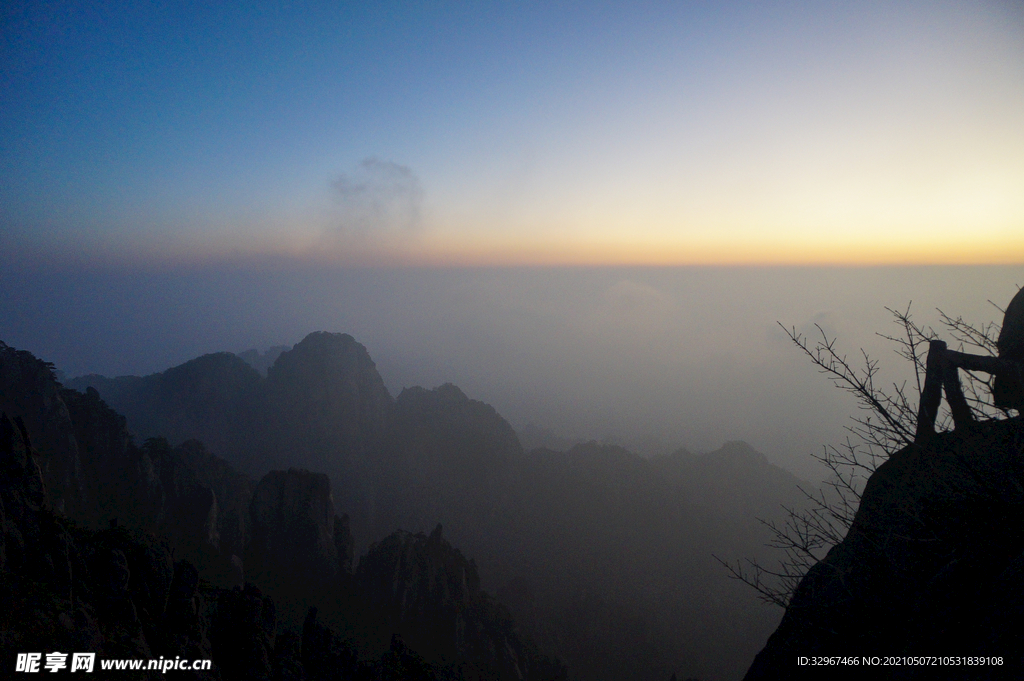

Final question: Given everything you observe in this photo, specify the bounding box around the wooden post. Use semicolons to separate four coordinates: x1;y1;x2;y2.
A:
942;359;973;431
915;340;946;442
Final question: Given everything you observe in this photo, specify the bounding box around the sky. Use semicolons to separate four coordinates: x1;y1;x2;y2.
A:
3;0;1023;266
2;2;1023;481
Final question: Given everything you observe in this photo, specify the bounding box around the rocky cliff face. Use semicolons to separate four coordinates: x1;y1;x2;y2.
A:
0;408;218;679
0;412;49;579
356;524;567;681
174;439;254;576
59;386;135;528
2;415;351;681
267;332;392;469
134;437;255;587
0;411;319;681
745;417;1024;679
2;342;253;587
265;332;393;539
0;341;82;516
246;468;352;603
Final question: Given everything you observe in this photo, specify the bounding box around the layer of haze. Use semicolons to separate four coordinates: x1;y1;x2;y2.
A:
2;262;1019;482
3;1;1024;266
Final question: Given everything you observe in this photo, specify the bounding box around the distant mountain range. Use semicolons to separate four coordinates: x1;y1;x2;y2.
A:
1;339;563;680
48;331;810;680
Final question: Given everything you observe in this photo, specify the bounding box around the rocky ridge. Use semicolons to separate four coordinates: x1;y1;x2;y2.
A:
1;340;563;680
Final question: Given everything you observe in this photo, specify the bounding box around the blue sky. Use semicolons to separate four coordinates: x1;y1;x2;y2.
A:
4;1;1023;266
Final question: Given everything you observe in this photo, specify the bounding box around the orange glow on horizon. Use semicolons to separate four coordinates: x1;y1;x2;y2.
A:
287;230;1024;268
15;213;1023;270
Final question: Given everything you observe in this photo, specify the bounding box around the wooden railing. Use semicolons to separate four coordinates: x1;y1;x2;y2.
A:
915;340;1023;442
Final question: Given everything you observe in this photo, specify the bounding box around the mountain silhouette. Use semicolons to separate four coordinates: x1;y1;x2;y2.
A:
64;331;808;680
1;340;563;680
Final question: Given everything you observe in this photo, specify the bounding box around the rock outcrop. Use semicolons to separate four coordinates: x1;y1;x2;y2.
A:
267;332;392;467
59;386;136;528
0;408;215;678
2;342;252;586
174;439;254;576
994;286;1024;410
246;469;352;603
357;524;567;681
745;417;1024;679
0;341;82;516
266;332;393;527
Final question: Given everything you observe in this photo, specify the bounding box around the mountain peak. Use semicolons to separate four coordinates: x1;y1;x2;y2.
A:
269;332;371;375
297;330;356;347
705;440;768;464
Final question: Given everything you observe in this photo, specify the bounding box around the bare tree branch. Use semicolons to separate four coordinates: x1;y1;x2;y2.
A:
724;305;1005;608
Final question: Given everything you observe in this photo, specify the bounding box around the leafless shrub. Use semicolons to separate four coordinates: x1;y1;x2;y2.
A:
717;303;1004;607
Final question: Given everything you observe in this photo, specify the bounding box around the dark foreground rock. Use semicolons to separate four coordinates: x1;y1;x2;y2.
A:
745;417;1024;680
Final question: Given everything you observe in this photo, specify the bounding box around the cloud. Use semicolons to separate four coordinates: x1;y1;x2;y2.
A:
330;158;424;237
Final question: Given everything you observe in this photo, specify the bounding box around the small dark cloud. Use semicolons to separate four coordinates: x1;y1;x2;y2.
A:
331;158;423;236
